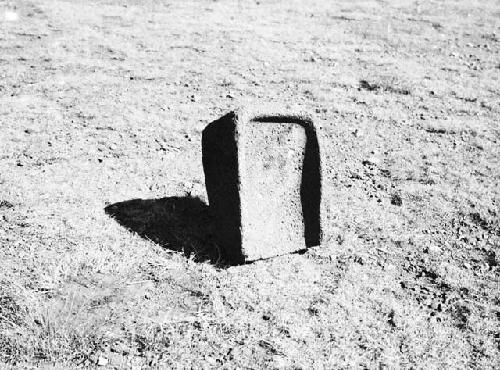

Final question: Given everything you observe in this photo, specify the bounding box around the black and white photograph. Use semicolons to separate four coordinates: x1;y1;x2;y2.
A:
0;0;499;368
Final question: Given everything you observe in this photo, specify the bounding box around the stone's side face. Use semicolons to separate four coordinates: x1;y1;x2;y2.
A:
201;112;244;264
202;109;322;265
239;119;307;261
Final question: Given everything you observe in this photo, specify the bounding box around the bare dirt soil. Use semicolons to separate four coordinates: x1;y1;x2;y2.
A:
1;0;499;368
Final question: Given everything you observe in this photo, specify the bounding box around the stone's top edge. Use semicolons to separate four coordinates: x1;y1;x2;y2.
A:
229;106;316;128
248;113;313;123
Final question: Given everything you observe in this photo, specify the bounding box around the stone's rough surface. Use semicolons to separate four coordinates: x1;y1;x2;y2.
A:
240;120;307;261
202;108;322;264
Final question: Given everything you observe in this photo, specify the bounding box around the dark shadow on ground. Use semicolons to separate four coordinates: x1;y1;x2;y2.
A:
104;196;223;265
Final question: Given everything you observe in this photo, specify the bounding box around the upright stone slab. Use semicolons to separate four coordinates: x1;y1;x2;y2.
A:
202;108;321;264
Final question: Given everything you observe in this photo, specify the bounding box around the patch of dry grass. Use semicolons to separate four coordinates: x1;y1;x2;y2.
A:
1;0;499;368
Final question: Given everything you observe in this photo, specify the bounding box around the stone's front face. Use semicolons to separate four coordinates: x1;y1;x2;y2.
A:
202;109;321;265
239;120;307;260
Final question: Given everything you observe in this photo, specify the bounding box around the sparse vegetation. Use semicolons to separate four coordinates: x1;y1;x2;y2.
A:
1;0;499;368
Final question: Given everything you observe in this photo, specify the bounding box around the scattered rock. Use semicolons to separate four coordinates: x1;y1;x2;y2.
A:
390;194;403;206
362;156;381;166
111;342;131;355
0;200;14;209
97;356;109;366
359;80;379;91
424;245;441;254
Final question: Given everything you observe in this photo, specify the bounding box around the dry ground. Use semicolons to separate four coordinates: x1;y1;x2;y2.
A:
1;0;499;368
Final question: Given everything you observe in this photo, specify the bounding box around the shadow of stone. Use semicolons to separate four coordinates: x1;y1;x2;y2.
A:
104;196;223;265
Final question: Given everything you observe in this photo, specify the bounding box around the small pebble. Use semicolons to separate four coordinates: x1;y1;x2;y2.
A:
425;245;441;254
97;356;108;366
391;194;403;206
363;156;380;166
